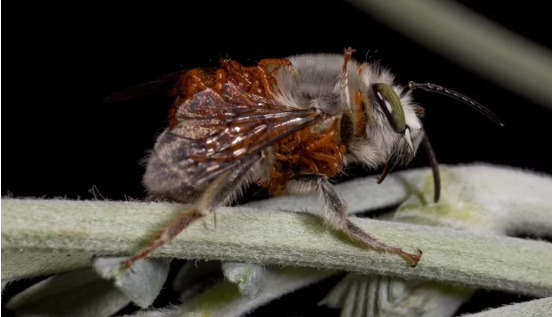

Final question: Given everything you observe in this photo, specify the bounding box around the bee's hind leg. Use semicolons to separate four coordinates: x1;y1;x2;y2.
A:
288;175;422;267
123;205;203;268
124;154;261;268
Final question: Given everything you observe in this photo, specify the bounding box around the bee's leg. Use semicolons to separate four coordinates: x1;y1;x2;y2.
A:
124;154;261;268
123;205;203;268
342;47;356;74
288;175;422;267
339;47;356;108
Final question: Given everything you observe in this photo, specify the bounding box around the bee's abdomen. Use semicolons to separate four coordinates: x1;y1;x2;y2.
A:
168;58;291;129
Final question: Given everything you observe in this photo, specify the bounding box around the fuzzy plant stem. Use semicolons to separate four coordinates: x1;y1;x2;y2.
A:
2;198;552;297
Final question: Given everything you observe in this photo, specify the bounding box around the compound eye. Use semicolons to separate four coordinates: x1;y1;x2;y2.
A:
372;83;407;133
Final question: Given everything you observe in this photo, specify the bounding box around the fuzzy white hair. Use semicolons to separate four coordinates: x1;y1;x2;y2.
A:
273;54;424;169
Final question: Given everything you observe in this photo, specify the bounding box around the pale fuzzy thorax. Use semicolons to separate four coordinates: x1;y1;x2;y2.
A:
273;54;424;170
272;54;355;113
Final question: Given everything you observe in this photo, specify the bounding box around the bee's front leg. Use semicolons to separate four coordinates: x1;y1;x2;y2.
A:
288;175;422;267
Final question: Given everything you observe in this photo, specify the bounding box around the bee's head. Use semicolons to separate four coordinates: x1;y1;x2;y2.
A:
370;82;424;159
346;63;502;202
344;72;424;175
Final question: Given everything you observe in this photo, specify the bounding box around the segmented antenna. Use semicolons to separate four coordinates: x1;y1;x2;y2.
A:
408;81;504;127
377;133;441;203
422;133;440;203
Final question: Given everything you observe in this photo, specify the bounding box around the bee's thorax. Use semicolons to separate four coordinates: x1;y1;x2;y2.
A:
258;118;345;195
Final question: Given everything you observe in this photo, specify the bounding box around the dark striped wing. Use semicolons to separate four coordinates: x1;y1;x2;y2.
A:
152;82;322;188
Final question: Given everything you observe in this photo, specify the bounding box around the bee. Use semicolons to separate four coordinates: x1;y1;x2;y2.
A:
123;48;501;268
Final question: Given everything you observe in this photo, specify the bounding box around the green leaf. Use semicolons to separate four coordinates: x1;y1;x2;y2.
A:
93;257;171;308
6;268;130;317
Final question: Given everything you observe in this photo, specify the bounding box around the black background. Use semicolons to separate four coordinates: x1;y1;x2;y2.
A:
2;1;551;315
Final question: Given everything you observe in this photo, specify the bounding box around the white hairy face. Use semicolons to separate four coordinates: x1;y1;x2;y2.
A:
346;63;424;168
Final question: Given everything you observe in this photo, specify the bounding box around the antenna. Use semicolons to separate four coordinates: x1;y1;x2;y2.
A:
408;81;504;127
422;133;440;203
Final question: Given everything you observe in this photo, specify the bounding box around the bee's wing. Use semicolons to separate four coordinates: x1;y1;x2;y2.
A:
104;71;186;103
147;82;322;190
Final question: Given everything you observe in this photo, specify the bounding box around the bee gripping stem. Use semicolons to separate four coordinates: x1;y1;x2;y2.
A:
345;219;422;267
400;249;423;267
123;207;203;268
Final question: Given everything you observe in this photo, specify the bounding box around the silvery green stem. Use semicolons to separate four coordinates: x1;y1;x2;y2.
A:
460;297;552;317
3;166;552;296
3;164;552;317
